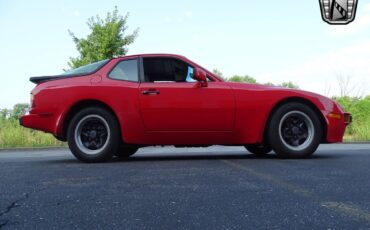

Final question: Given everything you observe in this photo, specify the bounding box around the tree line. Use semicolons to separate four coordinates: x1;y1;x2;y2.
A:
212;69;299;89
0;103;29;120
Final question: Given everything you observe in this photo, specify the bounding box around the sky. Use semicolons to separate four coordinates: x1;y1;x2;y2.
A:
1;0;370;109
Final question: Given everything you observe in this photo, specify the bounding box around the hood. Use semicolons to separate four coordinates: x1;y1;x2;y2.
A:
226;82;340;112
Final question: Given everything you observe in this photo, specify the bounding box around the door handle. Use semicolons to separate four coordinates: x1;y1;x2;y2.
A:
142;90;160;95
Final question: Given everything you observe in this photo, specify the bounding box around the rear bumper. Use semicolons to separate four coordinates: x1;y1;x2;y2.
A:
20;113;56;134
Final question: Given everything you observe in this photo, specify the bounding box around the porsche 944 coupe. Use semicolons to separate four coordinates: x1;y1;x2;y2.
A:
20;54;351;162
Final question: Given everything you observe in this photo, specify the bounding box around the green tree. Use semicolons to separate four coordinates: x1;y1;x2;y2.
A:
0;109;10;119
228;75;257;83
212;69;225;80
11;103;29;119
279;81;299;89
68;6;139;69
332;96;359;112
264;82;275;86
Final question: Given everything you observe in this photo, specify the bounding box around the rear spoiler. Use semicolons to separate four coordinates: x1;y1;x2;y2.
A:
29;74;77;84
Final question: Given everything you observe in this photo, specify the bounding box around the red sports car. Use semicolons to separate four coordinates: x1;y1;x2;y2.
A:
20;54;351;162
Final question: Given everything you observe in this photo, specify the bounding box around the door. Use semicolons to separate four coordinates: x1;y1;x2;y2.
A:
138;57;235;132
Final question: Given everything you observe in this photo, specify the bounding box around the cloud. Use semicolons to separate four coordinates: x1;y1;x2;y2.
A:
184;10;193;18
259;40;370;97
364;3;370;12
163;10;192;23
73;10;80;17
190;34;207;43
163;16;172;23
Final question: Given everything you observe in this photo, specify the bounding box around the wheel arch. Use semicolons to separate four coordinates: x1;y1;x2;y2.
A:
262;97;327;143
56;99;121;141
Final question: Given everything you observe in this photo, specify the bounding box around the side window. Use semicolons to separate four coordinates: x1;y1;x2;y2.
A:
143;57;194;83
109;59;139;82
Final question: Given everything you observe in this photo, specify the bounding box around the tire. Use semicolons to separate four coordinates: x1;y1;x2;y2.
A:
245;144;272;155
267;102;322;158
67;107;120;163
115;144;138;158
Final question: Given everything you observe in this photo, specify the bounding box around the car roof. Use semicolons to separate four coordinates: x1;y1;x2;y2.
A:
113;53;188;60
111;53;224;82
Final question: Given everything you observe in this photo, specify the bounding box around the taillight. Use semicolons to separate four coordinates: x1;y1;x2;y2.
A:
30;93;35;108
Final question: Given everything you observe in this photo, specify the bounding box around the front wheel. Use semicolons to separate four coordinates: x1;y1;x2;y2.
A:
67;107;120;163
267;103;322;158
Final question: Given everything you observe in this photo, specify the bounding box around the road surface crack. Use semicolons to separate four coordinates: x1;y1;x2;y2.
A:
0;193;30;217
0;188;46;229
0;192;30;229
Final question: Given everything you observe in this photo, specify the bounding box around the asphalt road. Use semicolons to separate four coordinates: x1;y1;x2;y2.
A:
0;144;370;230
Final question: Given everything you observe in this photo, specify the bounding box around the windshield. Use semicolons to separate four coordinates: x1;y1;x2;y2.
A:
61;59;109;76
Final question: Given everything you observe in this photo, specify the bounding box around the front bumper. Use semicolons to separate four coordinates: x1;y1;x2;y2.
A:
344;112;352;125
325;112;352;143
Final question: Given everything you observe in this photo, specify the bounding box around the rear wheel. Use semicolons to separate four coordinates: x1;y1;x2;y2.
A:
245;144;272;155
67;107;119;163
267;103;322;158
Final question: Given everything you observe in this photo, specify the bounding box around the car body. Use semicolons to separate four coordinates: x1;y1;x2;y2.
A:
20;54;351;162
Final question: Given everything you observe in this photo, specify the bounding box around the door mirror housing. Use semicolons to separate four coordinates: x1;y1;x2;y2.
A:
193;68;208;87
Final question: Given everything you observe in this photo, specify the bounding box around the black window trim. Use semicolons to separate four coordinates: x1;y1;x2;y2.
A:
139;56;200;84
107;58;141;83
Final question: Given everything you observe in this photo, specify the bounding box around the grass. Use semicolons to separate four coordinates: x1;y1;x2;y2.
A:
344;121;370;142
0;119;65;148
0;115;369;149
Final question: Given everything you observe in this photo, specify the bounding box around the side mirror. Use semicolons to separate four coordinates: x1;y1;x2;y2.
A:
193;68;208;87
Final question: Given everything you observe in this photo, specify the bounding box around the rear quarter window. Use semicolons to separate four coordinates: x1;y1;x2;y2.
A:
109;59;139;82
61;59;109;76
